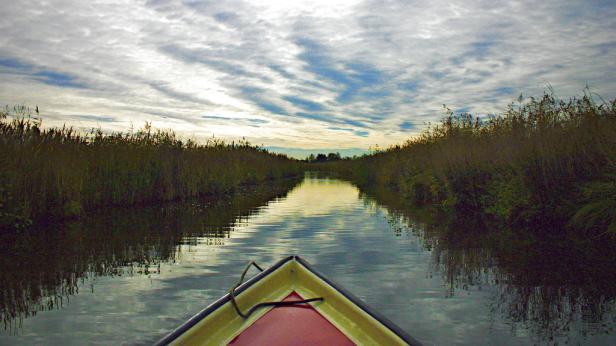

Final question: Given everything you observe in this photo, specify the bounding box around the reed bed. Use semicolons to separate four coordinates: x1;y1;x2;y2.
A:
324;93;616;235
0;106;303;229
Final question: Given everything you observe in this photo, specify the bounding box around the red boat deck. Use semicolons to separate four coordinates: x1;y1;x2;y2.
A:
228;291;355;346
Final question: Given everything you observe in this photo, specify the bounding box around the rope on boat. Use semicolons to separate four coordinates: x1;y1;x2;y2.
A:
229;261;324;319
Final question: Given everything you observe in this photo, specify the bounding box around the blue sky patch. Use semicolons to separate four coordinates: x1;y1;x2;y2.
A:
470;40;496;59
399;121;415;131
75;114;116;122
203;115;269;124
213;12;236;22
295;38;388;104
428;70;447;80
1;57;86;89
342;118;368;128
345;62;382;86
295;38;350;85
296;112;335;123
268;64;295;80
256;101;287;115
336;62;387;103
283;96;324;112
0;57;34;70
328;126;355;133
398;80;420;92
33;70;86;88
494;87;514;96
238;86;289;115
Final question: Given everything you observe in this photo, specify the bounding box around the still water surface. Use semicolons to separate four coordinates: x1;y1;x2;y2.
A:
1;174;615;345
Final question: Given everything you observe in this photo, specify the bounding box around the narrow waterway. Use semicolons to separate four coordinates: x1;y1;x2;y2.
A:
1;173;615;345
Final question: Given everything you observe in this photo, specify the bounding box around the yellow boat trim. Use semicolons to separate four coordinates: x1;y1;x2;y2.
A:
157;256;421;346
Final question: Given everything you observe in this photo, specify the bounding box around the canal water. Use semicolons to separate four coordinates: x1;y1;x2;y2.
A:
1;173;615;345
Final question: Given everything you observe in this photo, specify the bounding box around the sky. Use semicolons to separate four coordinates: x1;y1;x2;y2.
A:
1;0;615;158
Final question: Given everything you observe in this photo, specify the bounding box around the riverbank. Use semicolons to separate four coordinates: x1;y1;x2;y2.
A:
320;93;616;236
0;106;304;230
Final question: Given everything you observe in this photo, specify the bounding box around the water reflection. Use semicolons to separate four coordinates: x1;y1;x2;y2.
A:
1;174;615;345
363;185;616;344
0;178;301;331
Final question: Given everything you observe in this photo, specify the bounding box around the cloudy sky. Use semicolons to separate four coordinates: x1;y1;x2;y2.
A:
1;0;615;156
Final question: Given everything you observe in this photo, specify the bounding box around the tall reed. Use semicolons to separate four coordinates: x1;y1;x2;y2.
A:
0;106;303;229
324;93;616;234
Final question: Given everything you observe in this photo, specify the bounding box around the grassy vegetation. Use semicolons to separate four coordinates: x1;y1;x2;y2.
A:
0;106;303;230
323;92;616;235
3;90;615;236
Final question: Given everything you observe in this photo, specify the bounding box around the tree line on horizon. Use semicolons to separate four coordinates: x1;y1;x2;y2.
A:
305;152;345;162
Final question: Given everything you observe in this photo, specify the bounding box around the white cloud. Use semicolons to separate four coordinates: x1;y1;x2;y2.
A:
1;0;614;149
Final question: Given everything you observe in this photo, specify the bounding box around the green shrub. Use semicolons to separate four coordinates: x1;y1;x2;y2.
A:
570;173;616;235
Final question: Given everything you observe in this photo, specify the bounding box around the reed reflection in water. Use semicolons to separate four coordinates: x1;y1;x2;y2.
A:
364;185;616;345
0;178;301;333
1;173;615;345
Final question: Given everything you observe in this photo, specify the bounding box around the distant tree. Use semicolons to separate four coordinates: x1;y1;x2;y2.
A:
315;153;327;162
307;153;316;162
327;152;341;161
